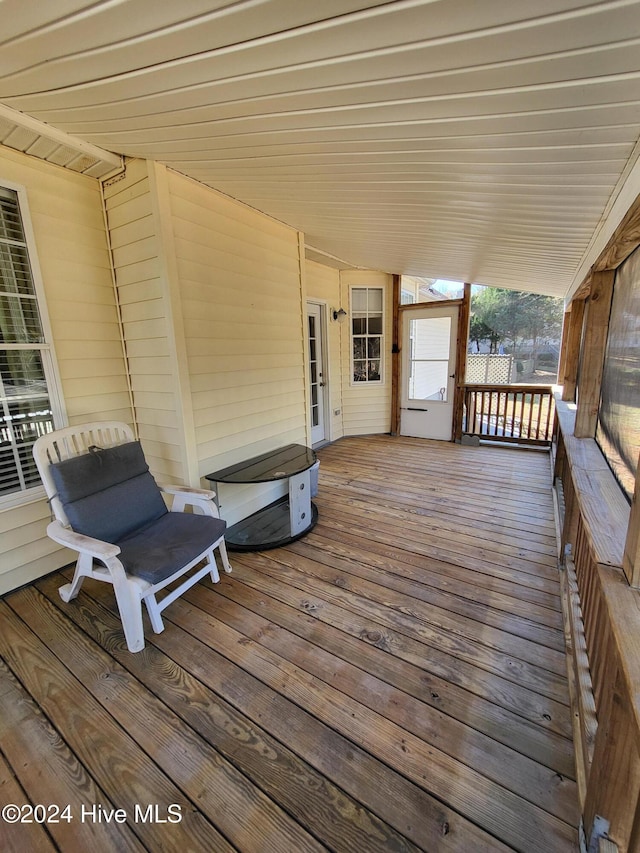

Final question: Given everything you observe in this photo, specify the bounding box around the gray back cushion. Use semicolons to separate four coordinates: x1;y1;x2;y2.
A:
50;441;167;542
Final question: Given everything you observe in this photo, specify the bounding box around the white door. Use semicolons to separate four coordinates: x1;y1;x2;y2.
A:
400;304;459;440
307;303;327;445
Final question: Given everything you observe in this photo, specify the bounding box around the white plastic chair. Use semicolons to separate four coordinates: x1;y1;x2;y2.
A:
33;421;232;652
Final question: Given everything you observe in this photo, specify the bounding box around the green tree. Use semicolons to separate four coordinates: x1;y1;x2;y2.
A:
517;292;563;360
470;287;562;358
469;314;499;352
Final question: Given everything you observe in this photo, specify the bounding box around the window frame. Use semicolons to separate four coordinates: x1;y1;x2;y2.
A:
349;285;385;386
0;180;66;509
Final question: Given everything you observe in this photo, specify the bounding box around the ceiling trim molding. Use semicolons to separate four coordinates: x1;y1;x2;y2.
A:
568;136;640;301
304;243;363;270
0;102;122;178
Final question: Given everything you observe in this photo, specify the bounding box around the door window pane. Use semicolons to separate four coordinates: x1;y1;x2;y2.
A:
408;316;452;402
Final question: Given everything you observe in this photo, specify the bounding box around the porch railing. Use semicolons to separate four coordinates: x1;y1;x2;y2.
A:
463;383;555;446
0;408;55;493
554;396;635;853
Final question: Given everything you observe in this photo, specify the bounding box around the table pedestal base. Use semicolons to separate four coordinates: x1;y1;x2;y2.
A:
224;497;318;551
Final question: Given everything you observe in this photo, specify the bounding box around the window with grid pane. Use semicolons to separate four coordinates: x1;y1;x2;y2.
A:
351;287;383;382
0;186;57;497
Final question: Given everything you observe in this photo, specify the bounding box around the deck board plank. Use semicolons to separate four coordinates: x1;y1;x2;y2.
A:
241;544;567;658
0;670;134;853
291;536;564;630
183;582;578;824
0;599;234;853
32;574;416;853
0;435;578;852
162;595;577;852
48;568;506;853
233;551;570;701
316;508;562;594
203;567;576;774
221;554;573;737
303;529;563;611
8;586;326;853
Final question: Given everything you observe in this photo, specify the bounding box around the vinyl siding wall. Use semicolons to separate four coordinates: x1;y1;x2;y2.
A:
0;146;132;594
340;269;393;436
103;159;192;485
165;168;308;525
304;258;345;442
1;148;393;594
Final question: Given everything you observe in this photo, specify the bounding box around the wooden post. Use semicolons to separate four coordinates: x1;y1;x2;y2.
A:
562;297;586;402
583;664;640;851
594;191;640;272
623;456;640;587
557;307;571;386
390;273;401;436
574;270;615;438
453;283;471;442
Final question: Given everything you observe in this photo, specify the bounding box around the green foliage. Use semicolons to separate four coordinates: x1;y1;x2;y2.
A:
469;314;500;352
470;287;563;354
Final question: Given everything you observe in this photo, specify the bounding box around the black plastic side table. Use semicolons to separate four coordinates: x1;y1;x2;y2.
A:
205;443;318;551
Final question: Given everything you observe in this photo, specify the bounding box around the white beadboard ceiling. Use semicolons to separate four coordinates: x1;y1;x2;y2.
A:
1;0;640;298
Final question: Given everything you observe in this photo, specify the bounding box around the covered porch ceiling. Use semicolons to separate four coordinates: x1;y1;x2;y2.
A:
1;0;640;299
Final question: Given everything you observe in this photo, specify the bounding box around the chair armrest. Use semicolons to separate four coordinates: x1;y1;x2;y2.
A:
47;520;121;559
159;484;217;500
158;484;220;517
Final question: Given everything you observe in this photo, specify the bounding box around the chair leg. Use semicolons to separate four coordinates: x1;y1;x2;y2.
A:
59;553;91;602
143;593;165;635
218;539;232;574
112;578;146;652
208;551;221;584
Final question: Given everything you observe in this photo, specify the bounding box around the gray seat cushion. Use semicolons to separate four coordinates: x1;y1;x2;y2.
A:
116;512;227;584
50;441;168;542
50;440;227;584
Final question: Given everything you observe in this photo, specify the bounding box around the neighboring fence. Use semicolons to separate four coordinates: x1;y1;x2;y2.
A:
466;353;514;383
463;383;555;445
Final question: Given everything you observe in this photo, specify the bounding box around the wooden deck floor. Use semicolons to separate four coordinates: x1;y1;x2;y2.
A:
0;435;578;852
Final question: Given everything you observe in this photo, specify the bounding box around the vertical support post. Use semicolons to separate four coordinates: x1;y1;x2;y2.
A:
453;283;471;442
575;270;615;438
557;308;572;386
623;455;640;588
390;273;401;436
562;297;586;402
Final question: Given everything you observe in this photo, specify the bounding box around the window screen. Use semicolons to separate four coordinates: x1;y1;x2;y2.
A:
596;244;640;502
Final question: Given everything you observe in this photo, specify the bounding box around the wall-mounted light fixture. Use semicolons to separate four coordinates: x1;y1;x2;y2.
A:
332;307;347;322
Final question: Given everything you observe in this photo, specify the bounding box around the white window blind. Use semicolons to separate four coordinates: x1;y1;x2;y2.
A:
0;186;57;497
